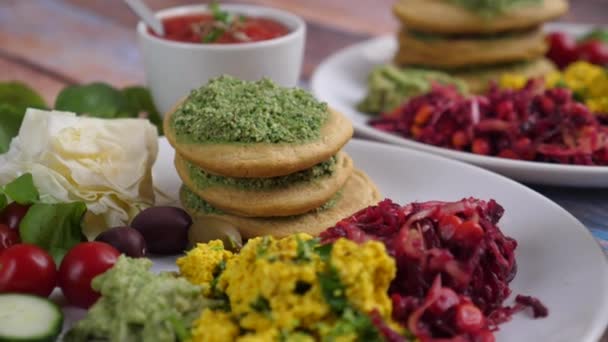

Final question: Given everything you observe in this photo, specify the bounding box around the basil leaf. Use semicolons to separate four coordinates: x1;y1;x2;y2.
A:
0;81;46;114
122;86;163;135
19;202;87;263
579;29;608;44
0;104;23;153
55;82;130;118
3;173;39;204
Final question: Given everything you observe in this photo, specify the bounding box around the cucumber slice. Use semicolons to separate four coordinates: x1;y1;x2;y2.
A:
0;294;63;342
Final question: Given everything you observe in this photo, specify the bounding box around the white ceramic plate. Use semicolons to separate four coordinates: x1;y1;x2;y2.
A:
62;137;608;341
311;23;608;187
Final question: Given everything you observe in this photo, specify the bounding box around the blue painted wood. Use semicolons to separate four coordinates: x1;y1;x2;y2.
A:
532;185;608;252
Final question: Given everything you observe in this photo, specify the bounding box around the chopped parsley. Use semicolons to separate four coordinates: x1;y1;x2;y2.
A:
295;237;319;263
256;236;272;258
250;296;272;316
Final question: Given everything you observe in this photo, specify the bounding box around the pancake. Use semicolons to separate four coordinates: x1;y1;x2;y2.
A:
175;152;354;217
449;58;556;93
180;169;381;239
164;105;353;178
395;28;548;68
393;0;568;34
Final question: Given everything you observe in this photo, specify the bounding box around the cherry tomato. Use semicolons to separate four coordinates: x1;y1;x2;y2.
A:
58;242;120;308
546;32;578;69
0;223;20;252
576;40;608;65
0;202;30;231
0;244;57;297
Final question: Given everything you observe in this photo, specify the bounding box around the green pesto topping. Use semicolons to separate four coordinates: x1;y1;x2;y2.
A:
408;28;536;41
171;76;329;144
180;186;342;217
180;185;225;215
447;0;541;16
186;156;337;191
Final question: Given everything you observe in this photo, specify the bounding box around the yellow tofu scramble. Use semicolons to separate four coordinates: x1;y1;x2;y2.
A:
176;234;399;341
500;61;608;114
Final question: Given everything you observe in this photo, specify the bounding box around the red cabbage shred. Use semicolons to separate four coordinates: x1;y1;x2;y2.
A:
369;81;608;165
320;198;548;341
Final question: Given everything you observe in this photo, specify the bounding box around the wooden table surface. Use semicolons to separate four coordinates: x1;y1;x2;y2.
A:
1;1;607;341
1;0;606;103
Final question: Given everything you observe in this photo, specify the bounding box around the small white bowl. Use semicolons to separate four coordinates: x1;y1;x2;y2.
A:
137;4;306;114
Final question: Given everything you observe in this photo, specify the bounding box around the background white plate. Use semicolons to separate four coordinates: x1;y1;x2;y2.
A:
64;137;608;341
311;23;608;187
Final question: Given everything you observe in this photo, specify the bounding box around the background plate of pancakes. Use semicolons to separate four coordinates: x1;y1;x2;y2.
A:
311;22;608;187
150;136;608;342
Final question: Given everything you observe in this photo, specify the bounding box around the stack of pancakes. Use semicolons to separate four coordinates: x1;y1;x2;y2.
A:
164;87;381;239
392;0;569;93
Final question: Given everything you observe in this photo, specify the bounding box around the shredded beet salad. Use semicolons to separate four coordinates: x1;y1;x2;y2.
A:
320;198;548;342
370;81;608;165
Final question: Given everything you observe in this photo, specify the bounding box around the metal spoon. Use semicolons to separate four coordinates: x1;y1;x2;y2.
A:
124;0;164;36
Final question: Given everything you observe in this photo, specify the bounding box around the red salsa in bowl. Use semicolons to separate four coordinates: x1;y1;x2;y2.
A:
150;3;290;44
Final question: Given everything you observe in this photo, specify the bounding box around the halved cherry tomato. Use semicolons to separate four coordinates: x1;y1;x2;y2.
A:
0;244;57;297
58;242;120;308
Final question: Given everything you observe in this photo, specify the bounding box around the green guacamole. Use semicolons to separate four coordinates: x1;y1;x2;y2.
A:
64;257;207;342
180;185;342;216
447;0;541;16
171;76;329;144
186;156;337;191
358;65;467;114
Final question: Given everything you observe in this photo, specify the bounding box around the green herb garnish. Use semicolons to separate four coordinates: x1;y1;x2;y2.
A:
318;265;348;314
203;27;225;43
256;236;272;258
447;0;541;16
295;237;319;263
0;173;86;263
250;296;271;315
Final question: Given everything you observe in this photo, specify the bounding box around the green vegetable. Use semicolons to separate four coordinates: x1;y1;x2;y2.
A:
0;81;46;114
2;173;39;205
447;0;542;16
0;104;23;153
55;82;130;118
250;296;271;315
315;245;384;341
0;293;64;342
203;27;225;43
64;256;207;342
19;202;87;263
314;243;333;262
55;83;163;134
0;82;47;153
256;236;272;258
324;308;384;342
318;264;348;314
171;76;329;144
209;1;232;24
185;155;336;190
123;86;164;135
357;65;467;114
0;81;162;153
579;28;608;44
295;236;318;263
